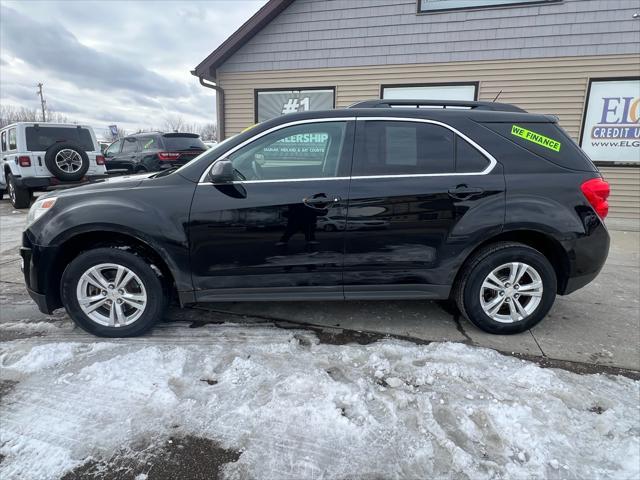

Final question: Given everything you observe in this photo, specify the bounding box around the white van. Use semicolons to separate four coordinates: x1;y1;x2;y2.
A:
0;122;108;208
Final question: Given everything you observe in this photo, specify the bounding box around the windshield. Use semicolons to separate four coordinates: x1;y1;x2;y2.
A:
162;134;206;151
26;126;95;151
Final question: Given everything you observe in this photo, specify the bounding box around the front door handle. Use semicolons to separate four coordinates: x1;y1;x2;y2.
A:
303;193;341;209
448;185;484;200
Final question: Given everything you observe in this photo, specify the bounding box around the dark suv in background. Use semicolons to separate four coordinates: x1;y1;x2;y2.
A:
103;132;206;174
21;100;610;337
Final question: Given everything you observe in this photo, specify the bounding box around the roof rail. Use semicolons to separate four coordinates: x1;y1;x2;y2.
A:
347;99;527;113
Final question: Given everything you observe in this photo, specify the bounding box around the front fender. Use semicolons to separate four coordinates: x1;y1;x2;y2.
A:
27;175;196;292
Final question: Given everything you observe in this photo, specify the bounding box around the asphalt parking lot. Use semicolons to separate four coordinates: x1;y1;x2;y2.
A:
0;198;638;372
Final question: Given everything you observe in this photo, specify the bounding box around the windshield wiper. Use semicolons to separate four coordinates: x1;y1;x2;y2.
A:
151;167;179;178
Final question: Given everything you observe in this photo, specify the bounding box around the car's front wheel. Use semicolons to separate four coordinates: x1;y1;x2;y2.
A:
61;248;167;337
455;242;557;334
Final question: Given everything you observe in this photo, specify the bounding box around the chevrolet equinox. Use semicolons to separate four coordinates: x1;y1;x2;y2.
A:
20;100;610;337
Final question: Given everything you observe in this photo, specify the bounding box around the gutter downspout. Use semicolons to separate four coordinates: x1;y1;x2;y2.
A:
196;74;225;143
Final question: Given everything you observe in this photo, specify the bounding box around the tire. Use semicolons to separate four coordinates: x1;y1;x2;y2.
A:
455;242;556;334
7;173;32;209
61;248;167;337
44;142;90;181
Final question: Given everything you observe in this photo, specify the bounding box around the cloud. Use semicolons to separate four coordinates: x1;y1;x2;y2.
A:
0;5;187;98
0;0;267;133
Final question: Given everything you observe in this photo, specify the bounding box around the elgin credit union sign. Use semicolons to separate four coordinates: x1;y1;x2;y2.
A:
580;78;640;163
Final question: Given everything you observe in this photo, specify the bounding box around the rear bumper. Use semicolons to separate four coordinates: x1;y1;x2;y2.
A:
15;174;108;190
560;219;610;295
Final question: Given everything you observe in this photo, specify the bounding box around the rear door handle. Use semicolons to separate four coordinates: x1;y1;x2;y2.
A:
448;185;484;200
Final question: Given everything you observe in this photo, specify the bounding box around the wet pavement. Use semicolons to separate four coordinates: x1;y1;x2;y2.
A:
1;198;638;372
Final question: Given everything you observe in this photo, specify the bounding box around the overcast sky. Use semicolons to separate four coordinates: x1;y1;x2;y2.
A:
0;0;267;139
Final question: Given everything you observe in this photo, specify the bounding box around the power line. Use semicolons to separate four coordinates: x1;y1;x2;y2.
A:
36;83;46;122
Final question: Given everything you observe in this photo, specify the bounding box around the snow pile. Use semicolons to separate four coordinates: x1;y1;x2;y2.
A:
1;324;638;480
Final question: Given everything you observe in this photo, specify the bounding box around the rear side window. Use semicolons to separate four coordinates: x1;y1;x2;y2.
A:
121;138;138;153
8;128;17;150
162;134;206;151
355;121;454;176
138;136;160;151
456;136;490;172
25;126;94;151
482;121;595;171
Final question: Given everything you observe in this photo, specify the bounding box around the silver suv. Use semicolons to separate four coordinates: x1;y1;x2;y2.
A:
0;122;107;208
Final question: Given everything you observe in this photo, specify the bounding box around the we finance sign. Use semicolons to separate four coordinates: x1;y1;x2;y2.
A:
580;79;640;163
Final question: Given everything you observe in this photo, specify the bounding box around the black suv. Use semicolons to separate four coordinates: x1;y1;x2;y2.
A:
103;132;207;174
21;100;610;337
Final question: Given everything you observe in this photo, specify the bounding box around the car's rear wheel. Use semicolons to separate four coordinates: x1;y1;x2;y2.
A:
7;173;32;209
61;248;166;337
455;242;556;334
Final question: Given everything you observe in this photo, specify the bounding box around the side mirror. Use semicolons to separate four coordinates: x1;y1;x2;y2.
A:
209;159;236;183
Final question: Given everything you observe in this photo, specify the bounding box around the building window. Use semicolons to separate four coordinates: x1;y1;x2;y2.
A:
418;0;559;13
381;83;478;102
255;88;335;123
579;77;640;165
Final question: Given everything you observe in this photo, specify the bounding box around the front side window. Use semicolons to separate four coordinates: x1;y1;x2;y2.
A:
1;131;6;152
227;121;348;181
104;140;122;157
8;128;17;150
354;121;454;176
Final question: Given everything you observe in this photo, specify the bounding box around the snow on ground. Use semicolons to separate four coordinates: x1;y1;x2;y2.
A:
0;323;638;480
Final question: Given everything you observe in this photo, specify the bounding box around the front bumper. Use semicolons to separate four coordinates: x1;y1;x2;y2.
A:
20;243;60;314
14;174;108;190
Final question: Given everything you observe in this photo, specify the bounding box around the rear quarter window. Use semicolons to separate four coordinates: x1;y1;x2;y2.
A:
481;121;596;171
456;136;490;173
25;126;95;152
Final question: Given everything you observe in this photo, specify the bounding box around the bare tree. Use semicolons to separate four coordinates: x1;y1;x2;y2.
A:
0;104;76;128
200;123;217;141
163;114;184;133
0;105;40;127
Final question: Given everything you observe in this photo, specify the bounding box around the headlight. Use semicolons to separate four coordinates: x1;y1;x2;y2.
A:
25;197;57;229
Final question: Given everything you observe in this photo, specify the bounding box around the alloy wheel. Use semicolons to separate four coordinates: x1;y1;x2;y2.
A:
479;262;543;323
55;149;83;173
76;263;147;327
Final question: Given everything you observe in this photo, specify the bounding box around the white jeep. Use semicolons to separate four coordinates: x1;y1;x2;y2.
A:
0;122;108;208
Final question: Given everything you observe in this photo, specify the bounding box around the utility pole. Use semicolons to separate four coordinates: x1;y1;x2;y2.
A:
36;83;46;122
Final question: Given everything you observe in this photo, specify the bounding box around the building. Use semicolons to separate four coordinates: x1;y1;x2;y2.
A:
193;0;640;223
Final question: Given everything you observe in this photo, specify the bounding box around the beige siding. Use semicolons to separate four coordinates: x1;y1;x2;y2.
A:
600;167;640;221
219;53;640;220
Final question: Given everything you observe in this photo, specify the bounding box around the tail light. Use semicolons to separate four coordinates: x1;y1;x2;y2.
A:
18;156;31;167
95;155;105;165
158;152;181;161
581;177;610;219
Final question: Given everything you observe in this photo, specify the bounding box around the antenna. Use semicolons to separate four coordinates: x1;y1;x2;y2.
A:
492;90;503;102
